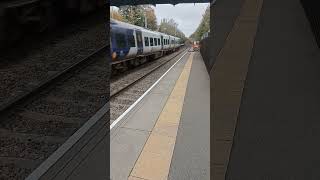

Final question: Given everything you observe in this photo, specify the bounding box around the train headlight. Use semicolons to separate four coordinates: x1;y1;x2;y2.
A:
112;52;117;60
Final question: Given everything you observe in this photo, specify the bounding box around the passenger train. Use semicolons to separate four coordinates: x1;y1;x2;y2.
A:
110;18;184;67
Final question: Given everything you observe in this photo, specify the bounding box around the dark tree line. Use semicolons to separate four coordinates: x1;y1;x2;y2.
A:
110;6;187;42
190;5;210;41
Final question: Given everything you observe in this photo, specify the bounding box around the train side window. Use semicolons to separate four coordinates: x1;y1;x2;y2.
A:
144;37;149;46
115;33;126;48
154;38;157;46
158;39;160;45
150;38;153;46
128;35;135;47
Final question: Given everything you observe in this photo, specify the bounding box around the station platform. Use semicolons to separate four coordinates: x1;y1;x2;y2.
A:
110;50;210;180
205;0;320;179
225;0;320;179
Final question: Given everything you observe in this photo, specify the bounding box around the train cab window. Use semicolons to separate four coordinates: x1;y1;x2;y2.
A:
128;35;136;47
158;39;160;45
154;38;157;46
144;37;149;46
115;33;126;48
150;38;154;46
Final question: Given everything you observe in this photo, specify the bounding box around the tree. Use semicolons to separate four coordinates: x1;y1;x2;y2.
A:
190;6;210;41
159;18;187;42
144;6;158;30
119;5;145;27
118;5;158;30
110;8;123;21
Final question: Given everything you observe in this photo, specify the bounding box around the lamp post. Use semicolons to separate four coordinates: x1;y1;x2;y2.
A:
144;11;147;28
174;23;177;36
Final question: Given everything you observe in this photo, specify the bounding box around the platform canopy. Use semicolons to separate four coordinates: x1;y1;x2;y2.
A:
110;0;212;7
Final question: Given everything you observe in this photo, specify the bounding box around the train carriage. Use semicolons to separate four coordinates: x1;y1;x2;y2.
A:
111;18;182;66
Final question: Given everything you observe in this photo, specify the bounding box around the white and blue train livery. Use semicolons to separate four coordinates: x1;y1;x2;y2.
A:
110;18;183;65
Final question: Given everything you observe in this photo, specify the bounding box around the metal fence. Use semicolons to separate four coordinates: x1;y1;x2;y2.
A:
300;0;320;47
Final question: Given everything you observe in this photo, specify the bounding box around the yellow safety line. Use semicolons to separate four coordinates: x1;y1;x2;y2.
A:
210;0;264;179
128;53;194;180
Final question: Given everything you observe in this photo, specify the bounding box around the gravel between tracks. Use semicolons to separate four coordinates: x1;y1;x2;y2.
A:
0;49;109;179
0;16;107;110
110;48;186;96
110;48;188;122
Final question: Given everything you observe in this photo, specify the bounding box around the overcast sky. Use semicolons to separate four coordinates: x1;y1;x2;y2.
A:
153;3;209;37
111;3;209;37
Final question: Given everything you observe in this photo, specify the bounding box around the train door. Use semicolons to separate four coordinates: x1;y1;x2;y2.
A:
160;35;163;50
135;29;143;55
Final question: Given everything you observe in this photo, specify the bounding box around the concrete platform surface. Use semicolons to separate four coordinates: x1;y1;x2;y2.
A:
168;51;210;180
110;51;210;180
226;0;320;179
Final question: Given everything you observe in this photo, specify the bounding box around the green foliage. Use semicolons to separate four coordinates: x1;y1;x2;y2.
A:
190;6;210;41
118;5;157;30
158;18;187;43
110;8;123;21
115;5;187;43
119;5;145;27
144;6;158;31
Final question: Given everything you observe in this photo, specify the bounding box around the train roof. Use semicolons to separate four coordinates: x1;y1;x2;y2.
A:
111;19;157;35
111;18;181;40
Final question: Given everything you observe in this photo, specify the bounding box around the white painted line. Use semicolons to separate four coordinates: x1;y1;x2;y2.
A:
110;50;189;130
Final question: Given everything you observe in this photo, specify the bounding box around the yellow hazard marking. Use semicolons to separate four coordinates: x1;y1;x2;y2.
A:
128;52;194;180
210;0;264;179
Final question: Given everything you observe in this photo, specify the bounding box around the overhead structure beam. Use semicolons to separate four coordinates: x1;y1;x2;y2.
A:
110;0;211;7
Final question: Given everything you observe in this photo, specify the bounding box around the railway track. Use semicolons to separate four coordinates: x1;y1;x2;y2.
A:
0;13;106;111
0;46;109;179
110;47;187;98
110;47;189;121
